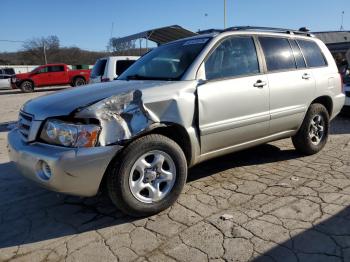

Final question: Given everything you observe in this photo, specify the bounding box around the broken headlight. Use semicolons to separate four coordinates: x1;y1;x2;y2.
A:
40;119;101;148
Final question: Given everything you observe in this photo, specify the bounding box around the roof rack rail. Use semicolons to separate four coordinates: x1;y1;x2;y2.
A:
223;26;314;37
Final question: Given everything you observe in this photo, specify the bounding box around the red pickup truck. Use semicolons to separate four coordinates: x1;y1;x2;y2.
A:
11;64;91;92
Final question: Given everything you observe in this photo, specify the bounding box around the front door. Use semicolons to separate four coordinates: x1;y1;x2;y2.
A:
198;36;270;154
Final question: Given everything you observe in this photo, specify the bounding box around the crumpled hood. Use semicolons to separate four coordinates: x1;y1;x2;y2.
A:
23;80;192;120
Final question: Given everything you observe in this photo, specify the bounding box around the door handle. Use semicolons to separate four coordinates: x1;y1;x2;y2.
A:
254;80;267;88
302;73;311;80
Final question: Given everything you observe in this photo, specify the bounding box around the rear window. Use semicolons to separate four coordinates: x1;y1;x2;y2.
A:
91;59;107;78
48;66;64;72
259;37;296;72
297;40;327;68
4;68;15;75
116;60;136;76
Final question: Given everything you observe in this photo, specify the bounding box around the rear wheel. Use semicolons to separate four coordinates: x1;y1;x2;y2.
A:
292;103;329;155
73;77;85;87
107;134;187;217
20;81;34;93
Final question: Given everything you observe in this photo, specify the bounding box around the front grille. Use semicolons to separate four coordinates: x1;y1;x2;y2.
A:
18;111;33;140
346;91;350;98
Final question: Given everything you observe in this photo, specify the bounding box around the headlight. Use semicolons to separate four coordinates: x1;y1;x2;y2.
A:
40;120;101;147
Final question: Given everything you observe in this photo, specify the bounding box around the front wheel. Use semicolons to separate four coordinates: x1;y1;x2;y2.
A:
292;103;329;155
20;81;34;93
107;134;187;217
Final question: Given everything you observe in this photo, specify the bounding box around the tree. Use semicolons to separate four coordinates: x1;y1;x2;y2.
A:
108;37;136;53
22;35;60;64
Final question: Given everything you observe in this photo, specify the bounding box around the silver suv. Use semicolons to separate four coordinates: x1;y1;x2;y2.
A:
8;27;345;216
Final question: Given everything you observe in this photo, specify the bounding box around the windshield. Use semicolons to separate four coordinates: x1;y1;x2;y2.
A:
91;59;107;78
118;38;210;81
30;66;40;73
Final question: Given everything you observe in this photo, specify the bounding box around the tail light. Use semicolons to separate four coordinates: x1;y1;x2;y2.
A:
101;77;110;82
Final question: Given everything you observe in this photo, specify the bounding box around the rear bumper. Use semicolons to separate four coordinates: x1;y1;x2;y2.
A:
7;129;122;197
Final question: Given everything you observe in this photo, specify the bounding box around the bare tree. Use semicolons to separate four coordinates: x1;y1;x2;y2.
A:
22;35;60;64
108;37;136;53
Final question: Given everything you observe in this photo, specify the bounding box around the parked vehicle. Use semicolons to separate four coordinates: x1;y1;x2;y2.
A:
0;68;15;89
11;64;91;92
89;56;139;84
8;27;345;217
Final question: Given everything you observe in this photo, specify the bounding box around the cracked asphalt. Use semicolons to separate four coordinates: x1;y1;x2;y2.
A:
1;88;350;262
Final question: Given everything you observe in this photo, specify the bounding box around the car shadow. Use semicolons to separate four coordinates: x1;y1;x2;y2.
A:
331;115;350;135
0;142;301;249
0;87;66;96
188;143;300;182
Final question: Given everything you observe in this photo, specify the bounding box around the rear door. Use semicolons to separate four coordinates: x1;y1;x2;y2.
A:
258;36;316;134
47;65;68;85
198;35;270;154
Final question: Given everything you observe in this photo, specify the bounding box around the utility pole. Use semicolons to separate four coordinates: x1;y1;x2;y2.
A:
43;43;47;64
224;0;227;29
340;11;345;31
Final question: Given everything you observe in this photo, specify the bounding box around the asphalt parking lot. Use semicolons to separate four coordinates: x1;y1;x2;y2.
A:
1;88;350;262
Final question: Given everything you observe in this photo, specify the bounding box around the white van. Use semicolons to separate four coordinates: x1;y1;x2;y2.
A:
89;56;139;84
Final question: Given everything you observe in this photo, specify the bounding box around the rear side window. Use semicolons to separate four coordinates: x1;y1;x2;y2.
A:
48;66;64;72
116;60;136;76
297;40;327;68
205;36;260;80
91;59;107;78
290;40;306;68
259;37;296;72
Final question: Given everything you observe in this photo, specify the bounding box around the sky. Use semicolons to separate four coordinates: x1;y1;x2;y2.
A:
1;0;349;52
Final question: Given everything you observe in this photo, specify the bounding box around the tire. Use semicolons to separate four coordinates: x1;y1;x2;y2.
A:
107;134;187;217
72;77;85;87
20;81;34;93
292;103;329;155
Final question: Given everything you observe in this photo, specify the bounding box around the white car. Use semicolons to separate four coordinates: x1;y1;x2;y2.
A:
89;56;139;84
0;68;15;89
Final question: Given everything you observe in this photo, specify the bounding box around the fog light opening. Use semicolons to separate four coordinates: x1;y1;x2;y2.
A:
36;160;52;181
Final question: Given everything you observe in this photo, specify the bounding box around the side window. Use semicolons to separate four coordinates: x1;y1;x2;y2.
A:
259;37;296;71
290;40;306;68
297;40;327;68
38;67;48;73
48;66;64;72
116;60;136;75
205;36;260;80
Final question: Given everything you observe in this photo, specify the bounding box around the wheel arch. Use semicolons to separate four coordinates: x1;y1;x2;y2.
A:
310;95;333;117
19;79;35;88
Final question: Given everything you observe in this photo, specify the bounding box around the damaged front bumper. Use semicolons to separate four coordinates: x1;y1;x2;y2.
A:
7;129;122;197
